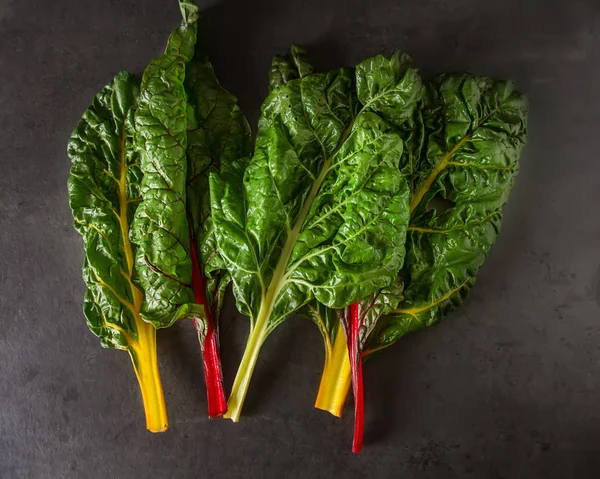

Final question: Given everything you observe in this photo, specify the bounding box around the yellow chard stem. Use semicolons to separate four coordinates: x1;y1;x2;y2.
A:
315;323;351;417
225;156;334;422
129;322;168;433
223;287;275;422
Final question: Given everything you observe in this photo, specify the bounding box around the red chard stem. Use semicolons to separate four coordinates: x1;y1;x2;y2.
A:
189;226;227;418
348;301;364;453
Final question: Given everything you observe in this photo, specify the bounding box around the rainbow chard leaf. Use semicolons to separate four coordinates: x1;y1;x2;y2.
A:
130;0;251;418
369;73;529;345
211;46;419;424
185;57;252;415
68;71;168;432
316;73;529;450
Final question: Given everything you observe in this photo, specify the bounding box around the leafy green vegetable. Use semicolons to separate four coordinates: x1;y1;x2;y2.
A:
130;0;251;417
67;0;529;450
130;1;200;328
211;46;420;422
369;74;528;348
316;72;529;451
68;71;168;432
184;57;252;414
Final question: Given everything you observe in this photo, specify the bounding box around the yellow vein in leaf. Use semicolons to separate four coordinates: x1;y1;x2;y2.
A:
408;211;499;235
393;278;472;316
76;220;113;253
409;135;471;213
115;121;144;346
93;299;134;349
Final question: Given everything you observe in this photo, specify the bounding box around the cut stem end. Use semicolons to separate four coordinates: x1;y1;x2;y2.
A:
129;324;168;433
224;323;268;422
314;327;351;417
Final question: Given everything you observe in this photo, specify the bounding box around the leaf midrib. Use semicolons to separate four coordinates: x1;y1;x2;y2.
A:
115;121;146;351
253;77;411;331
408;100;507;213
394;277;471;317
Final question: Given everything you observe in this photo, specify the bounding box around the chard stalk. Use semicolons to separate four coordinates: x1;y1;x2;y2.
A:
223;248;288;421
129;323;168;432
225;156;332;421
222;297;272;422
189;227;227;418
348;302;365;453
315;327;351;417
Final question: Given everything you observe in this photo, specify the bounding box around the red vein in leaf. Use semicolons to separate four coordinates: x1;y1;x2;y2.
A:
144;256;192;288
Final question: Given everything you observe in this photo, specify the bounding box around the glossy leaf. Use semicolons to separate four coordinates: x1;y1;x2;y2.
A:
212;47;420;421
130;13;199;327
315;73;528;452
367;73;529;351
67;71;168;432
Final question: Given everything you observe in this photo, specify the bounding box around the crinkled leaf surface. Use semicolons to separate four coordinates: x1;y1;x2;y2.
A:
68;71;168;431
211;49;420;333
302;53;422;355
185;57;252;320
68;71;144;350
365;73;529;352
130;19;199;327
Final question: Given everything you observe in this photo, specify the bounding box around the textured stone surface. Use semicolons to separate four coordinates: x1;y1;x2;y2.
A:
1;0;599;477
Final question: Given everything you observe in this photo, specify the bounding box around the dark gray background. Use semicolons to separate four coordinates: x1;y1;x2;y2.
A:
1;0;599;477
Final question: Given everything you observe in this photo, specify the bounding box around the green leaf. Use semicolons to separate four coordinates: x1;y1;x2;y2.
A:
314;73;528;452
185;56;252;315
356;51;423;128
67;71;168;432
130;19;199;327
130;9;251;331
68;71;142;350
213;47;420;421
365;73;529;351
268;45;314;91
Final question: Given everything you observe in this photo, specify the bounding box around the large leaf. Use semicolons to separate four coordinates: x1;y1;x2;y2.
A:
130;10;199;327
185;56;253;415
212;47;420;421
367;74;529;351
185;56;252;310
306;53;423;357
67;71;168;432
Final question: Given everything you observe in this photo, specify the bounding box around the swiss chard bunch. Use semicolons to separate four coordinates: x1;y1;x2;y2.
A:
313;71;529;451
68;0;528;451
68;0;250;429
